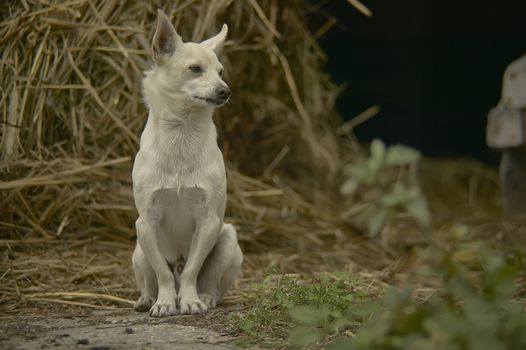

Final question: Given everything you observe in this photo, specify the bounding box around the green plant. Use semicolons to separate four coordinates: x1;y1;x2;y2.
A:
288;229;526;349
227;270;371;347
341;139;430;236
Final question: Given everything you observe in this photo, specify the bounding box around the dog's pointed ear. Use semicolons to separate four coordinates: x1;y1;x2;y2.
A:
201;24;228;54
152;9;181;64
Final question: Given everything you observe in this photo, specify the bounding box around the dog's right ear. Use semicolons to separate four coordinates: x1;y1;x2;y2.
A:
152;9;181;64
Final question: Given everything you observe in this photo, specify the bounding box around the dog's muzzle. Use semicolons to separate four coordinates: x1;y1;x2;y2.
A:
193;85;231;106
215;86;231;102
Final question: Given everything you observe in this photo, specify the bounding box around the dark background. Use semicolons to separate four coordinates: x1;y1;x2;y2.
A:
318;0;526;163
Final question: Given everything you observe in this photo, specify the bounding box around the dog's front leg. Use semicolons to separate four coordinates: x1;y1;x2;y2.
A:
136;217;177;317
179;215;221;314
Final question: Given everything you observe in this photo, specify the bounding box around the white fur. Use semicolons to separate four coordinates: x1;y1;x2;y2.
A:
132;10;243;317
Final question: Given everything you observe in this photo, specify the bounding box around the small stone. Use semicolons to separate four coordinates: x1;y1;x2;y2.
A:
77;338;89;345
125;327;134;334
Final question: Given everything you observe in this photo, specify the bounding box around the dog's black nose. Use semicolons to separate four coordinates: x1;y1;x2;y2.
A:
216;87;231;100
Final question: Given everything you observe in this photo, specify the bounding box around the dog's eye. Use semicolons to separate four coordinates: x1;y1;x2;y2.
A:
188;65;203;74
218;69;223;77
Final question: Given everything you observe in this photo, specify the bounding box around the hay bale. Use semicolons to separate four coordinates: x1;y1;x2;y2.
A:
0;0;349;243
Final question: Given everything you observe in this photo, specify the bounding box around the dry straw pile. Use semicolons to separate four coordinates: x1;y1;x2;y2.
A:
0;0;389;313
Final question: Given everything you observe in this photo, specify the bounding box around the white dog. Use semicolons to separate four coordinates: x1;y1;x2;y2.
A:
131;9;243;317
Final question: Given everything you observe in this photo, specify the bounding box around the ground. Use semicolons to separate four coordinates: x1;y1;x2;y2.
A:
0;309;256;350
0;160;511;349
0;239;261;350
0;238;384;350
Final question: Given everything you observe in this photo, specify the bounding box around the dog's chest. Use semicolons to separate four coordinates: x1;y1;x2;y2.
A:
135;118;218;191
155;187;207;262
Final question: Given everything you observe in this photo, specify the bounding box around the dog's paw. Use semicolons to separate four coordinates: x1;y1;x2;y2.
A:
180;297;208;315
199;293;217;309
134;295;156;312
149;300;177;317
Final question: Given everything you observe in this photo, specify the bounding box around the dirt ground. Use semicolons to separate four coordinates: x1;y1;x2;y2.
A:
3;159;499;349
0;307;260;350
0;239;270;350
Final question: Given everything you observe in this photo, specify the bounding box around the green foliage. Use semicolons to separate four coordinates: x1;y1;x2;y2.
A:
227;270;369;347
341;139;430;236
288;232;526;349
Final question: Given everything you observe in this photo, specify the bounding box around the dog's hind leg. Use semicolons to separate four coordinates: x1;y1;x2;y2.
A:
132;244;158;312
197;223;243;308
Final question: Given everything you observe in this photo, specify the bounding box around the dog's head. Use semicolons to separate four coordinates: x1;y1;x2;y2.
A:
149;9;230;108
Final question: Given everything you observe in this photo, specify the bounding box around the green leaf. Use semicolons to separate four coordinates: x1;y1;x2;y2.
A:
327;316;351;332
446;277;476;300
367;207;389;236
481;258;517;299
289;326;322;348
381;183;412;207
239;320;253;333
464;296;501;331
327;337;356;350
368;139;386;175
467;331;506;350
289;305;327;325
384;286;409;308
485;254;506;273
341;178;359;196
405;193;431;227
348;301;382;317
370;139;386;162
423;318;452;342
385;144;421;166
347;162;375;184
352;313;391;345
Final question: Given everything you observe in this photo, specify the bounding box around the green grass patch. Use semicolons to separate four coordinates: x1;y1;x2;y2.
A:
227;270;377;348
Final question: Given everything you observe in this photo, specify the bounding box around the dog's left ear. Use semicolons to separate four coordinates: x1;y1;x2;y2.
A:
201;24;228;54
